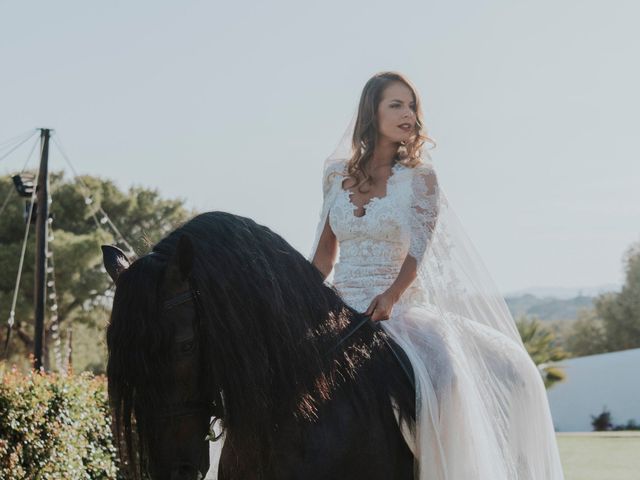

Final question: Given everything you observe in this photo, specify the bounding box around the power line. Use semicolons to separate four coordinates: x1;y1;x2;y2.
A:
0;134;41;218
51;134;136;256
0;129;38;163
0;129;37;149
16;134;41;173
0;186;15;218
3;152;40;355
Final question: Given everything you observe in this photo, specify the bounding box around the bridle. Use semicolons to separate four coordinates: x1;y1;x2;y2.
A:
163;289;199;310
152;285;223;442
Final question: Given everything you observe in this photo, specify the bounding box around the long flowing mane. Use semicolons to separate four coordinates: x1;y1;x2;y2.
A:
107;211;414;473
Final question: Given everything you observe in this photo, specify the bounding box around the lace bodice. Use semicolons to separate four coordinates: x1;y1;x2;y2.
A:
325;161;438;313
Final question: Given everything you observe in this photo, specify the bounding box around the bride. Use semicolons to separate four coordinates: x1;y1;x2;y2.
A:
308;71;565;479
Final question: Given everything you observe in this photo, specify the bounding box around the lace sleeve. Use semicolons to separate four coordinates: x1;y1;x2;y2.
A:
307;158;344;262
322;161;343;198
407;164;440;265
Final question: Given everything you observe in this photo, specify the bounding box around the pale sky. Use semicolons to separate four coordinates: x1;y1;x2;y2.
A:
1;0;638;294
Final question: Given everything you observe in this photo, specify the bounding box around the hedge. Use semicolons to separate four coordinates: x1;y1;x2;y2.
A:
0;365;119;479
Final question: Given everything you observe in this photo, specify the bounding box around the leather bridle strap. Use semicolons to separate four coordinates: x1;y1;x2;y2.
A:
155;287;212;421
163;290;200;310
328;314;374;354
149;400;215;421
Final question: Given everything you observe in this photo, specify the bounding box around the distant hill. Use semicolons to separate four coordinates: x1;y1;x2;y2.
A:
504;294;596;322
505;284;621;300
502;284;620;322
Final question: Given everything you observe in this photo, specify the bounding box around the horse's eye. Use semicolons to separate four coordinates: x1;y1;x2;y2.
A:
180;341;194;353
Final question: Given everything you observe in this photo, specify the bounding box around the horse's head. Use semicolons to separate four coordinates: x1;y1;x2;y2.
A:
103;235;221;480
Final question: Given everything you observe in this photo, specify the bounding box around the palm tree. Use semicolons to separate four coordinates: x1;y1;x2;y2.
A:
516;315;569;389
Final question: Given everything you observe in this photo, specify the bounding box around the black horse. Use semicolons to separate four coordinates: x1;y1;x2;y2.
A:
103;211;416;480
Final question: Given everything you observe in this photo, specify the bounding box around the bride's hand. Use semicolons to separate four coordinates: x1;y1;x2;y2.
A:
364;290;398;322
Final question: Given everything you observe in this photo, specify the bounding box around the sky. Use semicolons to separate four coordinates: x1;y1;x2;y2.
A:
1;0;638;295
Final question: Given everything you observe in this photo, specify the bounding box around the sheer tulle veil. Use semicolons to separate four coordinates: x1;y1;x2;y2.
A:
308;106;524;348
307;104;565;479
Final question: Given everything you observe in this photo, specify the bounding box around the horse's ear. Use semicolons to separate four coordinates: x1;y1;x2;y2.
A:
101;245;131;283
165;234;194;286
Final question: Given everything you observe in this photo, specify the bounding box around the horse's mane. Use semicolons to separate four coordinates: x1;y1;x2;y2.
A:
107;211;414;474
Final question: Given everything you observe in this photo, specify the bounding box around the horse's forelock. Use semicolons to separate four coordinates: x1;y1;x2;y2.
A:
107;253;175;476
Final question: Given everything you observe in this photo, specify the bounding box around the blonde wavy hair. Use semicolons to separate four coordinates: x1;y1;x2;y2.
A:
345;71;436;193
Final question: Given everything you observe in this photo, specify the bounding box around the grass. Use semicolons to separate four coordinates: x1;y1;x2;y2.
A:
557;432;640;480
204;433;640;479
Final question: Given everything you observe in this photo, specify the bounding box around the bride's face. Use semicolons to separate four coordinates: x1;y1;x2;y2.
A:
376;82;417;144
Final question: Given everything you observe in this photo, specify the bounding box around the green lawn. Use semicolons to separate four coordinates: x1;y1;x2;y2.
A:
557;432;640;480
206;433;640;479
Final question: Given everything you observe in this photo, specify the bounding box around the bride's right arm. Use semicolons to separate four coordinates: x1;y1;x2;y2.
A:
312;216;338;280
309;159;343;280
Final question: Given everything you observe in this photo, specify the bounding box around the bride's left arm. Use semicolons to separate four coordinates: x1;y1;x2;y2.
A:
366;165;440;320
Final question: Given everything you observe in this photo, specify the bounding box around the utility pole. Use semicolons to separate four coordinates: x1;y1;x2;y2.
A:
33;128;50;371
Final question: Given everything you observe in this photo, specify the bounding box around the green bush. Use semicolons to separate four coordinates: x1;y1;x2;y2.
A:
0;365;119;479
591;406;613;431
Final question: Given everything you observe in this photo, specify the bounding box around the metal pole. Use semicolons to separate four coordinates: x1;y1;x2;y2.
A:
33;128;50;371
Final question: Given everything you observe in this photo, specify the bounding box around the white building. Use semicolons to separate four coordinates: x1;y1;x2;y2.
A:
546;347;640;432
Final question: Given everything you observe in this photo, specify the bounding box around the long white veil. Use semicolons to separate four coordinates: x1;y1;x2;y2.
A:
307;107;565;479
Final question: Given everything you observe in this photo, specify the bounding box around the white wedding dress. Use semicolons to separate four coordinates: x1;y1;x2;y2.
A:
309;159;565;479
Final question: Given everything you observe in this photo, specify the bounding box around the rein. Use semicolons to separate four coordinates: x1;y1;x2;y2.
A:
331;310;416;391
157;285;415;438
329;313;374;353
164;287;375;355
167;288;415;389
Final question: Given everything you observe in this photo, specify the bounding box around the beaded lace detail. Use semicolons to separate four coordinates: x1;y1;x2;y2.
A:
326;161;439;313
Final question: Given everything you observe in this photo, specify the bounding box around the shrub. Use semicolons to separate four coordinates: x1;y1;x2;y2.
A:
590;406;613;431
590;406;640;432
613;419;640;431
0;365;119;479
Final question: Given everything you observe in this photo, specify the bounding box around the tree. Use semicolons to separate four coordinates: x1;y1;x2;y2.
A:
564;308;609;357
0;171;194;372
563;241;640;357
516;315;569;389
591;406;613;432
597;241;640;351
